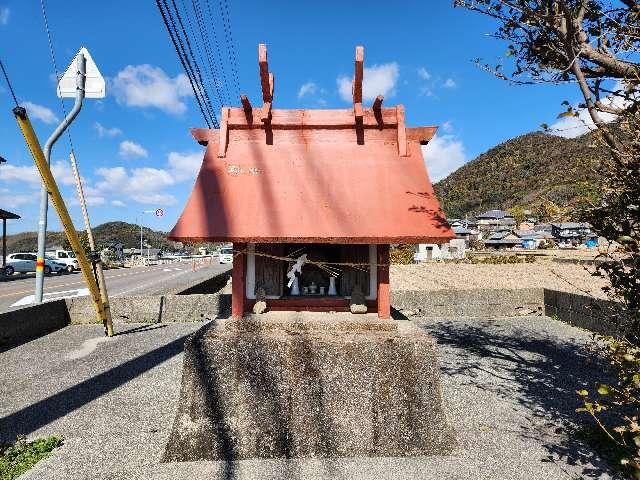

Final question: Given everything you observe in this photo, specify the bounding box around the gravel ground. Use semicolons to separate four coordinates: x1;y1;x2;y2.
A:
1;316;620;480
392;261;610;298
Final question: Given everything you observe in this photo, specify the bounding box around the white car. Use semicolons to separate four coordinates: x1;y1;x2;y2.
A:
4;253;67;276
218;247;233;264
45;249;80;273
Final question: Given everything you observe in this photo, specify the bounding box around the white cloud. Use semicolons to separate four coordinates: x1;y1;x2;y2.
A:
441;121;454;133
417;67;431;81
119;140;148;159
0;188;33;209
0;7;9;25
549;82;629;138
21;101;59;124
421;135;467;183
94;122;122;138
0;160;76;187
167;151;202;182
337;62;399;102
112;64;193;114
443;78;457;88
111;199;126;207
298;82;317;99
95;166;176;205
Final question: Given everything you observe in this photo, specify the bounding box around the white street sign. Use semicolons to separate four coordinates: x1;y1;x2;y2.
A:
57;47;105;99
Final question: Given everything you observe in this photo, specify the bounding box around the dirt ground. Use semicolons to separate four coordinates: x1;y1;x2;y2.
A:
391;258;611;299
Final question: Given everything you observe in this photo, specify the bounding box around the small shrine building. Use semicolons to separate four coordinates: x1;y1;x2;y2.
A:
168;45;454;319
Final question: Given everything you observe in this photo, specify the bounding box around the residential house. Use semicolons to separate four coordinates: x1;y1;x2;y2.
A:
484;230;522;249
475;209;516;231
551;223;593;246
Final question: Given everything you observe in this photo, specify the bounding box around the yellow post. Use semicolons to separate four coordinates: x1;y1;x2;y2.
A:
13;106;114;336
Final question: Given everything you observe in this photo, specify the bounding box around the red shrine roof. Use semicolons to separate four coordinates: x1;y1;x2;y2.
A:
168;45;454;245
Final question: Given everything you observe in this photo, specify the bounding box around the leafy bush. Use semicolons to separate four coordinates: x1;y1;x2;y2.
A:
467;254;536;264
577;337;640;475
390;244;415;264
0;435;63;480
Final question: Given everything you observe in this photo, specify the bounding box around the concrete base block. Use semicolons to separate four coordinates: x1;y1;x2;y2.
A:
163;314;456;461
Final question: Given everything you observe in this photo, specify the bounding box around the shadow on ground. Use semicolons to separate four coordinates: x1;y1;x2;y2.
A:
420;318;616;479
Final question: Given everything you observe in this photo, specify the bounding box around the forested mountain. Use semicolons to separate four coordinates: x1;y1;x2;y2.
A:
433;131;607;219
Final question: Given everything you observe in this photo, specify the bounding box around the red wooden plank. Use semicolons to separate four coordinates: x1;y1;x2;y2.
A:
240;95;252;112
232;242;246;319
396;105;407;157
259;44;271;102
227;107;399;129
353;46;364;104
372;95;383;111
377;244;390;319
218;107;230;158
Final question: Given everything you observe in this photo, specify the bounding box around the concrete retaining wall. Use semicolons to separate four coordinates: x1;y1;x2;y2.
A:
66;293;231;324
391;288;544;318
0;300;70;351
543;289;627;336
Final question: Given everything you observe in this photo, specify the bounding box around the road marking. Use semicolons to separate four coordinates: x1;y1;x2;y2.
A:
0;264;183;299
163;268;173;272
11;288;89;307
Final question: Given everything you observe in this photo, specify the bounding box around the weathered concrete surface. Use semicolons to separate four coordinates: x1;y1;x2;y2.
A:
66;293;230;324
163;313;456;460
7;316;618;479
0;299;69;351
391;288;544;318
544;289;628;337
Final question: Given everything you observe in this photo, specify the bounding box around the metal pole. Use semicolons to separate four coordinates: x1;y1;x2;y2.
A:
13;106;110;334
34;53;86;303
139;216;143;264
69;151;113;336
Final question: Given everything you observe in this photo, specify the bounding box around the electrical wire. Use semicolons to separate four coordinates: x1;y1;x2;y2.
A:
218;0;240;96
175;0;218;123
40;0;75;154
204;0;232;105
0;57;18;107
190;0;226;110
156;0;214;128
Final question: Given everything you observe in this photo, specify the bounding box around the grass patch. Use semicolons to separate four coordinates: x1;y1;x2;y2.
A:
0;435;63;480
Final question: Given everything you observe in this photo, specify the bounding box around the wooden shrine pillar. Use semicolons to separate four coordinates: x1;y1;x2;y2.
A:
2;218;6;268
377;244;390;319
231;242;247;319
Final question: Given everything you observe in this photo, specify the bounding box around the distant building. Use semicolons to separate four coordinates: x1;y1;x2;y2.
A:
551;223;592;245
516;230;553;249
484;230;522;249
475;209;516;231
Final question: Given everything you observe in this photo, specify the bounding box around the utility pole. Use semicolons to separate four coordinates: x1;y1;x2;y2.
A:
34;54;87;303
69;150;113;336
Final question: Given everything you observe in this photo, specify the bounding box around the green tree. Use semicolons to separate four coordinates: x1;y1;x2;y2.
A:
507;205;525;227
457;0;640;473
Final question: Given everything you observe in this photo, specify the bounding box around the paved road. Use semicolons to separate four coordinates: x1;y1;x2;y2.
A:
0;260;230;313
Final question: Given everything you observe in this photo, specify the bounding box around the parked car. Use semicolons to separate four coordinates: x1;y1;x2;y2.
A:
218;247;233;264
4;253;67;276
45;249;80;273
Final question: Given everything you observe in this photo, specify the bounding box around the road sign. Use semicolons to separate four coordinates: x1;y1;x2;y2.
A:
57;47;105;99
155;208;164;217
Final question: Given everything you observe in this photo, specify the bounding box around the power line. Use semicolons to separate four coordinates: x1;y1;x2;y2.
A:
218;0;240;96
204;0;232;105
0;57;18;107
190;0;226;110
40;0;75;153
156;0;215;128
175;0;218;121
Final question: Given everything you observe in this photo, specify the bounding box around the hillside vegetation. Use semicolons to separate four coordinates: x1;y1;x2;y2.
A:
433;131;607;219
4;221;180;254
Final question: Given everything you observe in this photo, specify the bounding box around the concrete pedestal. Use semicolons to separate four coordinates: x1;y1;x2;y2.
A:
162;313;456;461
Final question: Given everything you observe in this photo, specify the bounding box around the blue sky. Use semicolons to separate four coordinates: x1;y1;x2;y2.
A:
0;0;581;234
